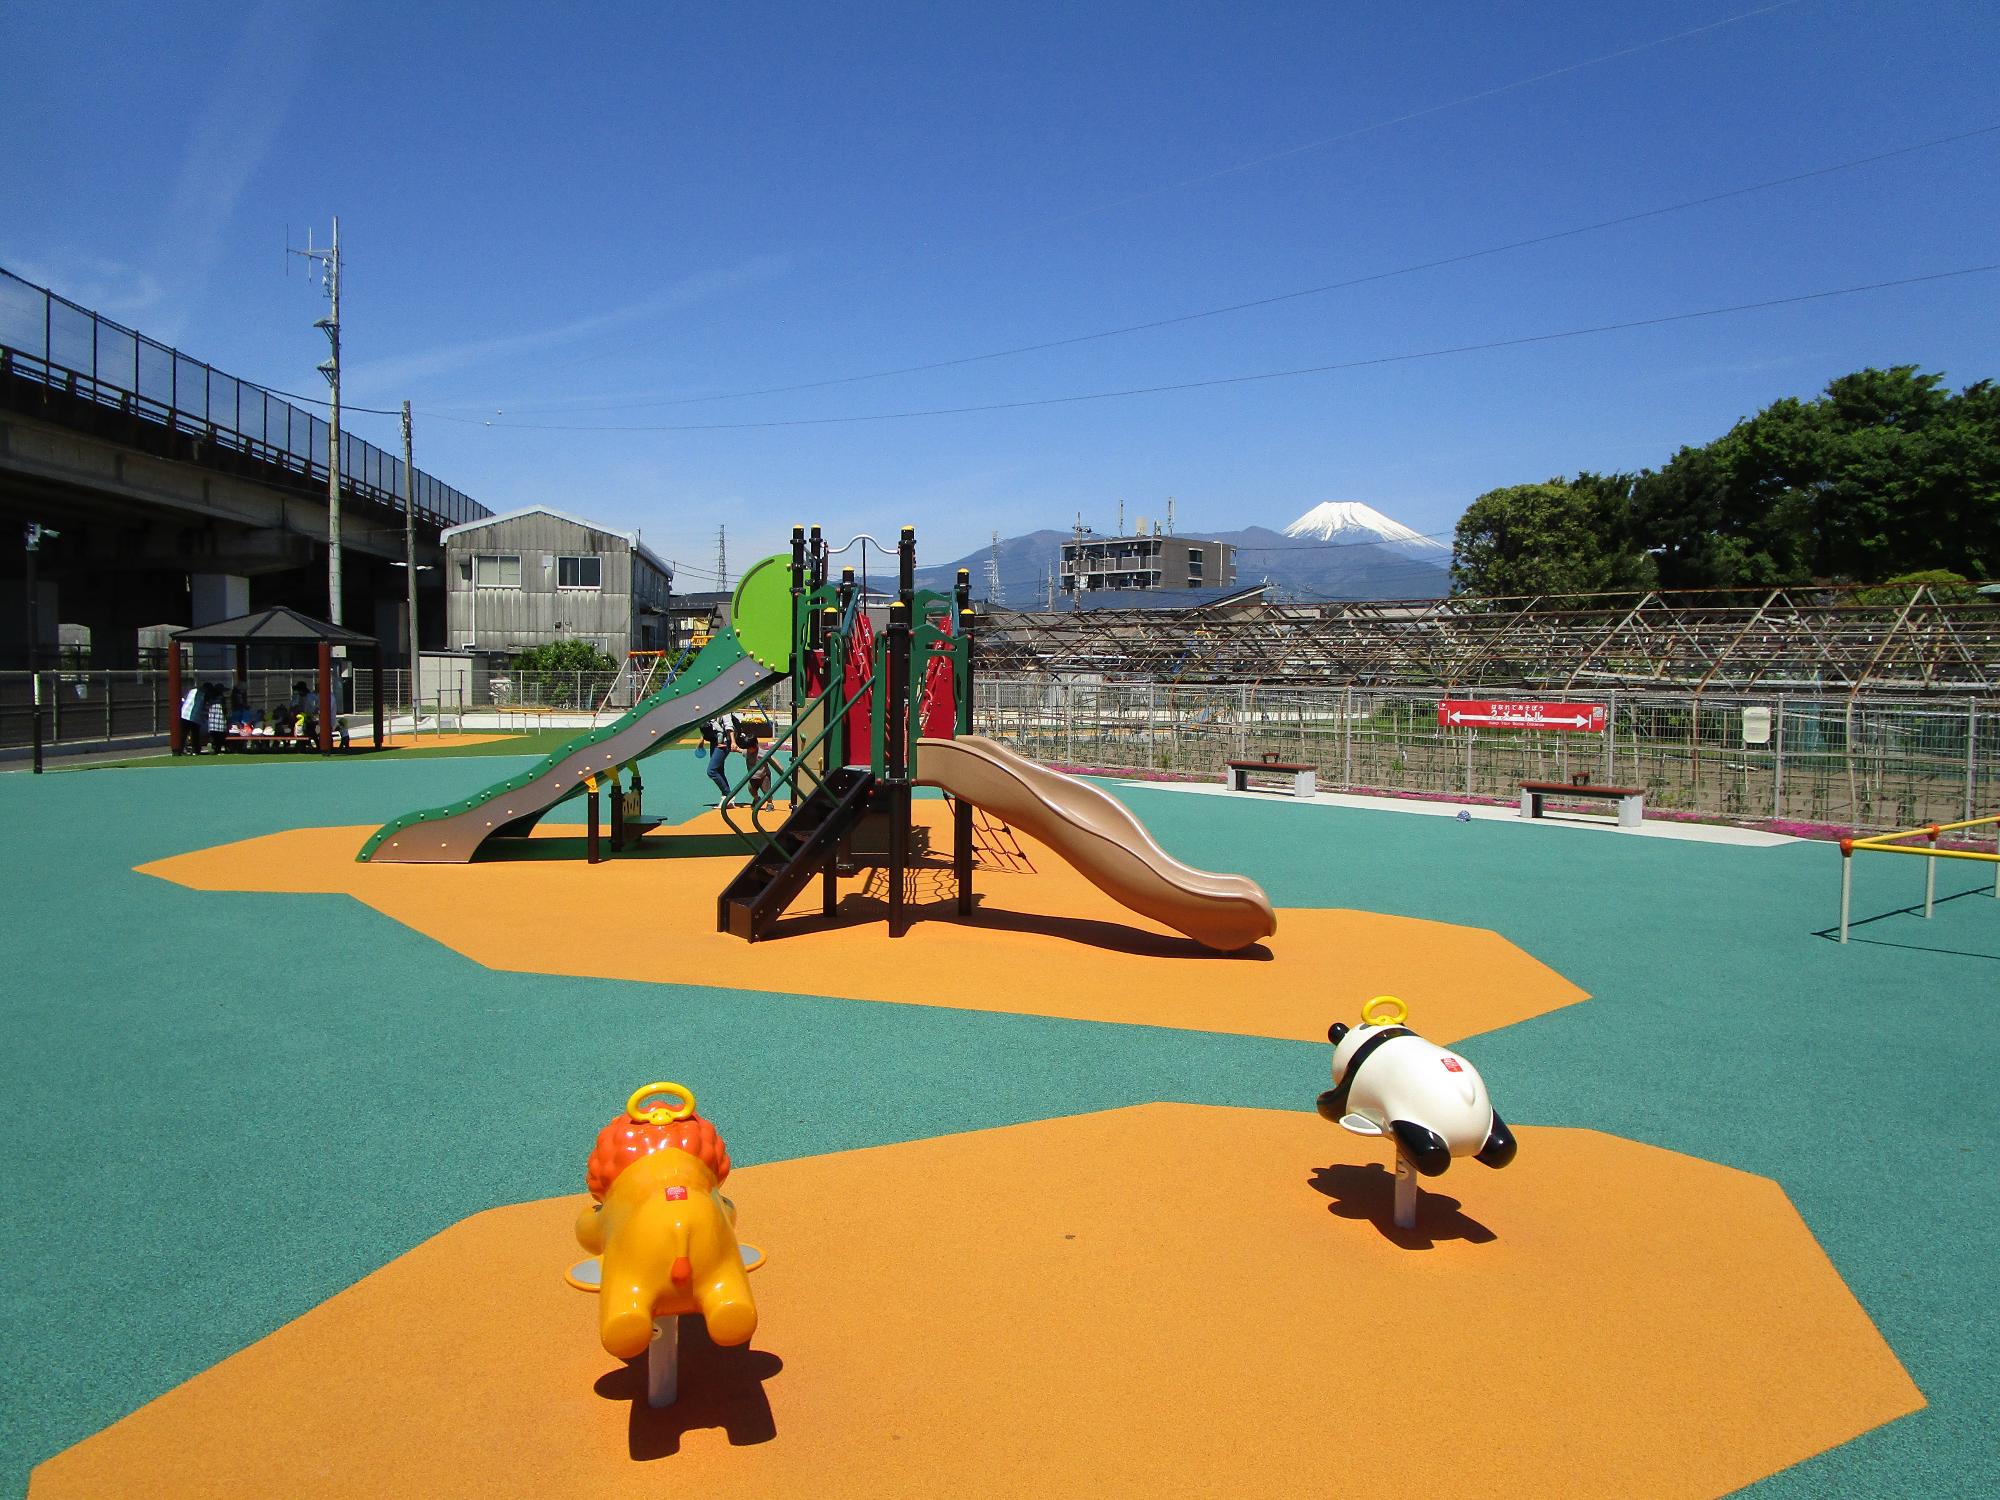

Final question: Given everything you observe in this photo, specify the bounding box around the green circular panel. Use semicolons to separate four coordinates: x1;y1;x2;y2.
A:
732;553;794;673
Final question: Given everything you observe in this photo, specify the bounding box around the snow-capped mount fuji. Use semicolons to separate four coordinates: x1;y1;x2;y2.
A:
910;502;1452;607
1283;501;1449;559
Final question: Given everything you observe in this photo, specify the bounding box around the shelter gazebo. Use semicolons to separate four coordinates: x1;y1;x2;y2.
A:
169;607;384;753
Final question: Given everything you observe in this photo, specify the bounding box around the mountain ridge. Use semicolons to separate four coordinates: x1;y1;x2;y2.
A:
913;505;1451;605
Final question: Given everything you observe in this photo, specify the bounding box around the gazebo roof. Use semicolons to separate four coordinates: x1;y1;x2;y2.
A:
172;606;377;649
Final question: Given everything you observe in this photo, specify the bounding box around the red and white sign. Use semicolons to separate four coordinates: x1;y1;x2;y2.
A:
1436;699;1607;732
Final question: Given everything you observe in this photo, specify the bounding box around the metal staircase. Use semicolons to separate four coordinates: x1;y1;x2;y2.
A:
715;765;877;940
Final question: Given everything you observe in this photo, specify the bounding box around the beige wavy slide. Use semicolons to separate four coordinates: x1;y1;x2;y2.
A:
915;735;1277;953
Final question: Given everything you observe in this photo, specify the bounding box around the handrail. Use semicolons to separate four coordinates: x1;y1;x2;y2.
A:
1851;812;2000;847
1837;812;1998;942
717;672;878;854
1;263;490;527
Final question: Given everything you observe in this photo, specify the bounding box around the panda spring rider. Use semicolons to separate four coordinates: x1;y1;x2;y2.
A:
1317;997;1516;1225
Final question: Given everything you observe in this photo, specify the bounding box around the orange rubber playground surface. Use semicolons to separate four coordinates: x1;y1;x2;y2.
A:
4;748;1992;1500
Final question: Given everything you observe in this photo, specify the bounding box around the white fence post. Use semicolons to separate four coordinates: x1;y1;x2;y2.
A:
1774;696;1786;820
1604;690;1616;783
1343;686;1353;789
1967;697;1978;824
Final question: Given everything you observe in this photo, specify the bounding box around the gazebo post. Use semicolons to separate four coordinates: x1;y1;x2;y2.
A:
371;650;384;749
234;643;247;687
167;641;183;755
317;642;333;754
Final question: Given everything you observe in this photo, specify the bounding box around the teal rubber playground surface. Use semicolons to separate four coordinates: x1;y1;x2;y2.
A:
0;745;1994;1498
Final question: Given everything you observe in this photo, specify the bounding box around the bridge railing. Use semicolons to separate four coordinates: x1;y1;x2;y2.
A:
0;265;488;527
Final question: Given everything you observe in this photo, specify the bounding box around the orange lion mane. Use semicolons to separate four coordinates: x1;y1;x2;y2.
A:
587;1110;730;1199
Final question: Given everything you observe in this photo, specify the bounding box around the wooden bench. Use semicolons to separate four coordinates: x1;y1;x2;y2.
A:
1519;780;1644;828
1225;758;1317;798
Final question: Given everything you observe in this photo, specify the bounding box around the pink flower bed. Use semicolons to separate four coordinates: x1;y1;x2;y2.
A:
1045;762;1998;850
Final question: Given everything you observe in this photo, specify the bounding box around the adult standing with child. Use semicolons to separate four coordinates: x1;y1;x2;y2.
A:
700;712;740;808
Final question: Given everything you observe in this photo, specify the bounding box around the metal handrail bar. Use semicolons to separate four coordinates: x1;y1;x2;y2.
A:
718;673;878;854
1838;810;1998;942
1851;811;2000;847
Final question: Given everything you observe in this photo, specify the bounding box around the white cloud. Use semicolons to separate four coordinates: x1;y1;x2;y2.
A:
344;253;793;398
1;251;170;326
156;3;322;295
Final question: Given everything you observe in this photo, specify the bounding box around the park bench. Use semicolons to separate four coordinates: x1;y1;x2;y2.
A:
224;729;318;752
1225;758;1317;798
1518;779;1645;829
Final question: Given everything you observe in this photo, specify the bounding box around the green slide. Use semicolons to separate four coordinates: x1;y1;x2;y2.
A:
358;554;793;863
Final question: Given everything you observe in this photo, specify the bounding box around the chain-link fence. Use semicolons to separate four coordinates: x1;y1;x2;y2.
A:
973;677;2000;835
14;663;1988;835
0;667;739;752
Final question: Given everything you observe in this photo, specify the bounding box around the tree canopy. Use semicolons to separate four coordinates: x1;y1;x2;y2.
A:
1449;474;1653;598
1451;367;1999;597
513;639;616;677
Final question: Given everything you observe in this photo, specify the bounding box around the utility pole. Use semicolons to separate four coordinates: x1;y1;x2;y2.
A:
714;525;728;593
1071;512;1085;611
290;218;342;627
24;522;50;773
402;400;419;726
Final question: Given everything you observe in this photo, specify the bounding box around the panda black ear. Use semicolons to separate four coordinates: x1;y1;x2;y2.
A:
1328;1022;1349;1045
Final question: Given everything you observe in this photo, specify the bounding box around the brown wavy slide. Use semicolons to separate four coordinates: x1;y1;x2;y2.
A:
915;735;1277;952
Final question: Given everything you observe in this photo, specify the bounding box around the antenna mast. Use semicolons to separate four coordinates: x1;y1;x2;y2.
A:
985;530;1005;606
289;218;342;628
714;525;728;592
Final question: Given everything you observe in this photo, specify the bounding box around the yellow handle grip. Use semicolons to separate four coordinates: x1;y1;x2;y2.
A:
1361;995;1408;1027
626;1081;697;1125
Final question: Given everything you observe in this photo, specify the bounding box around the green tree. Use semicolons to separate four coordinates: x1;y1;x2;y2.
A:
514;639;617;676
1450;473;1652;599
1850;569;1982;608
1630;367;1999;587
512;639;616;706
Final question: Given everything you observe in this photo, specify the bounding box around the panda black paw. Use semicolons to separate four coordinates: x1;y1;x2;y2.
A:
1390;1119;1452;1176
1476;1110;1518;1168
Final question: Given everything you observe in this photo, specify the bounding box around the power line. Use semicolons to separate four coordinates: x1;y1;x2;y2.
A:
423;121;1997;418
418;118;1984;420
994;0;1813;241
418;0;1813;401
420;263;1998;434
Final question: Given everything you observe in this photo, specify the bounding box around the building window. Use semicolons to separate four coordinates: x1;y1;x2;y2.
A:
474;554;522;588
557;555;602;590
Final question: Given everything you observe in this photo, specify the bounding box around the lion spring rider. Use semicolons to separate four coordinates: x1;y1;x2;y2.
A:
568;1082;764;1406
1317;996;1517;1229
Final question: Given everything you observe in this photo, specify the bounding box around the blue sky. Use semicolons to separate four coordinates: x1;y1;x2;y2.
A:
5;0;1996;586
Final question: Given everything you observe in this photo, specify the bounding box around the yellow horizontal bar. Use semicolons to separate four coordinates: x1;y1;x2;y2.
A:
1858;812;2000;845
1932;813;2000;834
1848;842;1999;863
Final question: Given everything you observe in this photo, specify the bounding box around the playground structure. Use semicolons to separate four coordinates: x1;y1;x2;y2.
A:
360;525;1275;952
570;1082;762;1409
1836;813;2000;942
594;648;692;713
1318;995;1516;1229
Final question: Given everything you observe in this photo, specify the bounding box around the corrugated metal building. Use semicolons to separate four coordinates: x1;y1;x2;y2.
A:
441;506;674;660
667;591;734;652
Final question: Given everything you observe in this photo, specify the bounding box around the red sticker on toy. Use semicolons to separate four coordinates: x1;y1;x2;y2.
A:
1441;1058;1463;1072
